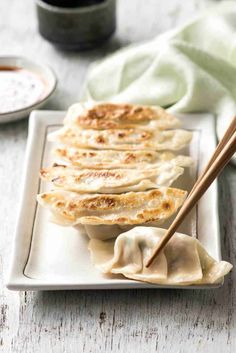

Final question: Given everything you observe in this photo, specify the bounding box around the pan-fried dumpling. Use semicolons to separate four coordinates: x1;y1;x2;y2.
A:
48;126;192;151
40;163;184;193
37;188;187;226
64;102;180;130
88;227;233;285
54;148;193;170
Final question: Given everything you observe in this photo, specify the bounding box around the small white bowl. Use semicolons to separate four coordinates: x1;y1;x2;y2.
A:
0;56;57;124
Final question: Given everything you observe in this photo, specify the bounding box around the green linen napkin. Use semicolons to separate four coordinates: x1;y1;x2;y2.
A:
83;1;236;163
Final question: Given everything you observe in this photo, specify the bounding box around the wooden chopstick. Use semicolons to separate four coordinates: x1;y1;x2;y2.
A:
189;116;236;196
146;122;236;268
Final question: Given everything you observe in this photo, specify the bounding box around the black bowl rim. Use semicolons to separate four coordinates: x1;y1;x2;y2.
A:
36;0;115;14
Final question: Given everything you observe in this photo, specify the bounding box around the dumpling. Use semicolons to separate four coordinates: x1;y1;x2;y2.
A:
88;227;233;285
64;102;180;130
37;188;187;226
48;126;192;151
84;224;133;241
54;148;193;170
40;163;184;193
84;223;165;241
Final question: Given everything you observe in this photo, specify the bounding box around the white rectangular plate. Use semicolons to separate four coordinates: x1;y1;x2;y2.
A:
7;110;221;290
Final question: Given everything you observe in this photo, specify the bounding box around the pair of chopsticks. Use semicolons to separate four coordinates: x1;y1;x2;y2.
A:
146;116;236;268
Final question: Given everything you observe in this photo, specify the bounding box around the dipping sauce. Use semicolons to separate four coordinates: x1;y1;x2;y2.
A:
0;66;47;114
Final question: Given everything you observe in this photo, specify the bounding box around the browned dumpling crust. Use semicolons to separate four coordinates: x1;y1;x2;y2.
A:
49;126;192;151
40;163;184;193
54;148;193;169
38;102;193;231
64;102;180;130
37;188;187;225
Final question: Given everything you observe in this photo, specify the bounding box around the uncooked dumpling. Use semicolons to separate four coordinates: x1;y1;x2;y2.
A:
88;227;232;285
48;126;192;151
54;148;193;170
64;102;180;130
37;188;187;226
40;163;184;193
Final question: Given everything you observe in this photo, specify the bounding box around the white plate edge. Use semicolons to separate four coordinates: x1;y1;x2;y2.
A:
6;111;223;290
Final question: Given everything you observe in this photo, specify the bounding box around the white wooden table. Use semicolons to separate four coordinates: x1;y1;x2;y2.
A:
0;0;235;352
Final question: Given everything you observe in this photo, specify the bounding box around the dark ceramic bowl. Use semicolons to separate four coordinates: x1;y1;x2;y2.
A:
36;0;116;50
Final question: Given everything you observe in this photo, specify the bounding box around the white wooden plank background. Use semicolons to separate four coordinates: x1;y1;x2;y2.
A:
0;0;235;352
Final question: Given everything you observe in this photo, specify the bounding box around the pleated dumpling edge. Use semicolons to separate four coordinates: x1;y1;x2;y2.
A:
88;227;233;286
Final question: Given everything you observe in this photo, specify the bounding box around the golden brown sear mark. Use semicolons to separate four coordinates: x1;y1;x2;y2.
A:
82;196;116;210
76;103;158;129
117;132;126;138
124;153;137;162
85;170;122;179
96;135;106;144
55;200;65;207
149;189;163;197
162;201;171;211
73;170;123;181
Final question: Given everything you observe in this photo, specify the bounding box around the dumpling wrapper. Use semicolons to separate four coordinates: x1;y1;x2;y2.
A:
40;163;184;193
54;148;193;170
48;126;192;151
37;188;187;226
64;102;180;130
84;223;162;240
84;224;132;240
88;227;233;285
